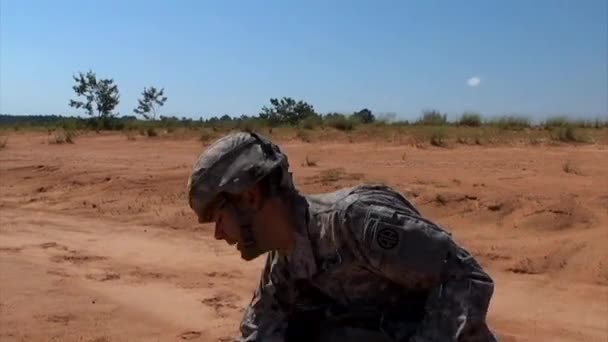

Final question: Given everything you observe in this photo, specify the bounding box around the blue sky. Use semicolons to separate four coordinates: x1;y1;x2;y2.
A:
1;0;606;121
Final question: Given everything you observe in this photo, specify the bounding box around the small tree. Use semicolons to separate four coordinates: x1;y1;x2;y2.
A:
353;108;375;124
133;86;168;120
69;70;120;120
259;97;317;126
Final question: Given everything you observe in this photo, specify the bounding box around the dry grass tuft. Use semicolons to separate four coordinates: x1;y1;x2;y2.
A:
551;127;591;143
296;129;312;143
562;161;582;175
49;130;76;144
303;155;317;167
315;168;364;184
199;129;215;143
430;128;448;147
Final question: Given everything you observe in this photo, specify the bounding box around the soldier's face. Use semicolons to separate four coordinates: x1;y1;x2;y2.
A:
205;192;264;260
209;194;246;247
204;187;294;260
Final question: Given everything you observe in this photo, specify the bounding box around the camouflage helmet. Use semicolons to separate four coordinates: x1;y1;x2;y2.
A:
187;131;293;222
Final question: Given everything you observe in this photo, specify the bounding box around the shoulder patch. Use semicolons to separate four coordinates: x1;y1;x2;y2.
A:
376;225;399;250
360;205;453;271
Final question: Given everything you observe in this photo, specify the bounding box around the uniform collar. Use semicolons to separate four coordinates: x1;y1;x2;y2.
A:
285;194;318;279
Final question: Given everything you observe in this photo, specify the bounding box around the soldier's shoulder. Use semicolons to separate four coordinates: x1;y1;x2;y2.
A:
304;183;420;216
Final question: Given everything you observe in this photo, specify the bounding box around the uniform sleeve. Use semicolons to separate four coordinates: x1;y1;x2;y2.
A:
238;251;292;342
344;201;496;342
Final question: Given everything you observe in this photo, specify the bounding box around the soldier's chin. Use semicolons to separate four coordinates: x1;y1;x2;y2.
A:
240;246;264;261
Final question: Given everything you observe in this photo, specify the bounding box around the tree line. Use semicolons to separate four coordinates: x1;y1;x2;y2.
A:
2;69;378;130
66;69;376;127
1;69;605;131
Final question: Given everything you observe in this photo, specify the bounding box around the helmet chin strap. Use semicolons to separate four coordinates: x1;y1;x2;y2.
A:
224;201;260;259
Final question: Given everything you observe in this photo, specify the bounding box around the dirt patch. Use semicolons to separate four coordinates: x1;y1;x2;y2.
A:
0;246;23;253
39;242;69;251
304;167;365;185
178;331;203;340
86;272;121;282
200;293;241;317
51;253;107;265
507;242;587;276
47;269;72;278
45;313;75;325
128;268;176;282
518;202;596;231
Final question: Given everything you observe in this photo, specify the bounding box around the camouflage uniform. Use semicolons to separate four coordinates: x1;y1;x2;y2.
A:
188;132;498;342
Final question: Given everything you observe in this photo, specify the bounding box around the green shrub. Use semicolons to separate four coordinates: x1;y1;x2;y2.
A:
49;129;75;144
489;116;530;130
65;130;75;144
458;112;482;127
300;115;323;130
551;126;590;143
325;115;355;131
296;129;312;142
417;110;448;126
430;128;448;147
544;116;571;128
146;127;158;137
199;129;214;143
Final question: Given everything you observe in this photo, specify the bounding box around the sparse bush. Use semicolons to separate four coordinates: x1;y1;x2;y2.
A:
146;127;158;137
544;116;571;128
594;118;608;129
65;130;75;144
199;129;214;143
49;129;75;144
562;161;582;175
417;110;447;126
551;126;590;143
456;136;469;144
529;137;542;145
459;112;482;127
304;155;317;167
300;115;323;130
325;114;355;131
430;128;448;147
489;116;530;130
544;117;606;129
296;129;312;142
237;119;261;133
0;137;7;149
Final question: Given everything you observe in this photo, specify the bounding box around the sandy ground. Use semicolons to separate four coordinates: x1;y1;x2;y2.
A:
1;132;607;341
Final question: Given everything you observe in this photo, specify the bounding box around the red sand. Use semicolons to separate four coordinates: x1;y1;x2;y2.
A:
1;132;606;341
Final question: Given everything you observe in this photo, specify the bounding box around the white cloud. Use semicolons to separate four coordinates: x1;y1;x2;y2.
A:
467;76;481;87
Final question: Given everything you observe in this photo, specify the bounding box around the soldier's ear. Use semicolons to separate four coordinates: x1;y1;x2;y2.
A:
243;184;264;210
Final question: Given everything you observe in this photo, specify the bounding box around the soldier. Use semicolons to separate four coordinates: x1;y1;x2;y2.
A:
188;131;498;342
